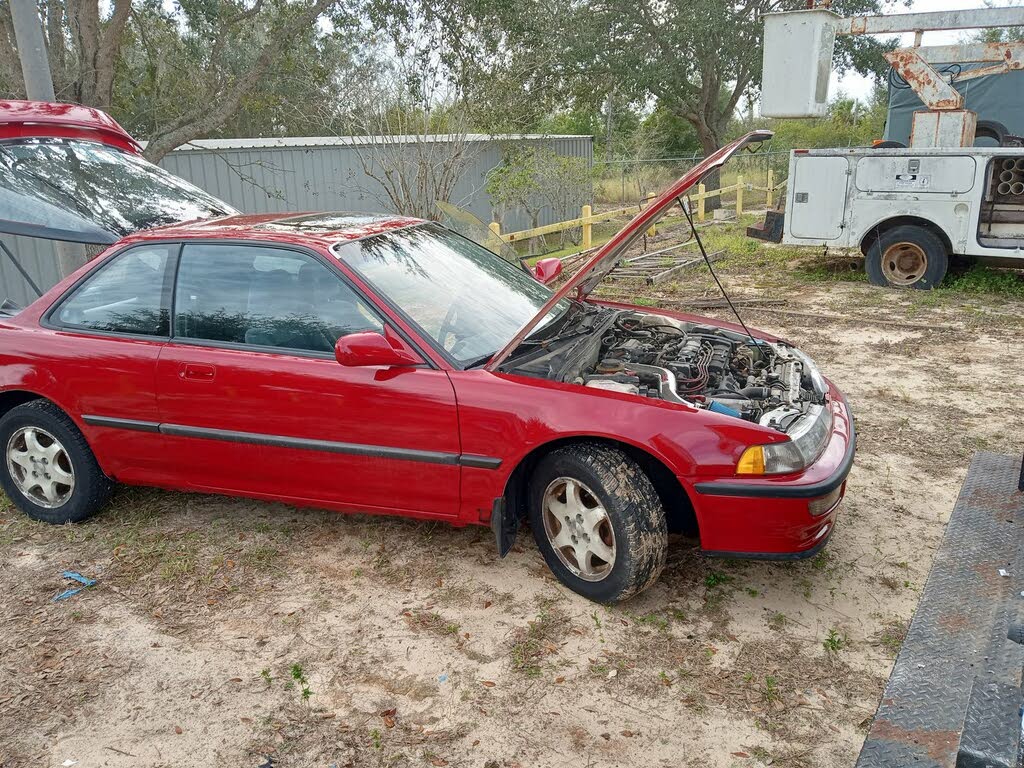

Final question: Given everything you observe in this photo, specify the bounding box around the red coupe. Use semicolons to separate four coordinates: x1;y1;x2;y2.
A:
0;102;853;602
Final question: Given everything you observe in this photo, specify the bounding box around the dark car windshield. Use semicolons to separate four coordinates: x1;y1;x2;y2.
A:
0;138;235;242
333;224;568;365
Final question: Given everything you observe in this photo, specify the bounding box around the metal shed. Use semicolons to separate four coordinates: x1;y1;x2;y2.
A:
0;133;593;305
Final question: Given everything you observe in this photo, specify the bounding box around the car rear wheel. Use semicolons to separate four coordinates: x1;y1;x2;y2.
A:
865;224;948;290
0;400;113;524
528;443;667;603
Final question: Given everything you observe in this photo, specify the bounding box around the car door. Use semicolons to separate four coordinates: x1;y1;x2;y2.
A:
40;243;175;481
154;241;462;518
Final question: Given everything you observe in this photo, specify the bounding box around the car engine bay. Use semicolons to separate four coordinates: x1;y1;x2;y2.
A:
509;307;828;433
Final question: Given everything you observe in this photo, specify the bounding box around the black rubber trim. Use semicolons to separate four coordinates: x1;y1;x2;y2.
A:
460;454;504;469
703;523;834;561
82;414;161;433
82;414;502;469
694;394;856;500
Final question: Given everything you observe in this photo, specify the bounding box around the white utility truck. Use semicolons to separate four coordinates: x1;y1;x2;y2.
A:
752;6;1024;289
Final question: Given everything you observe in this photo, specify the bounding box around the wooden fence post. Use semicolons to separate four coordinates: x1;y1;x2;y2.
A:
697;184;706;222
489;221;501;239
581;204;592;249
766;169;774;208
736;175;744;216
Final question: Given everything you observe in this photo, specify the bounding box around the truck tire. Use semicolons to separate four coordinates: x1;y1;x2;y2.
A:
865;225;948;290
0;400;113;524
528;443;667;603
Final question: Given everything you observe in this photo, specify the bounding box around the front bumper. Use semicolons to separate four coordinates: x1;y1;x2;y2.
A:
691;389;855;558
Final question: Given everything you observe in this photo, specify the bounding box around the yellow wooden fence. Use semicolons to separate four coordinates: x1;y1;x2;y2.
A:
489;171;786;246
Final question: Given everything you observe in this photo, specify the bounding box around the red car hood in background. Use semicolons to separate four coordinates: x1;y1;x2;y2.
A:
485;130;773;372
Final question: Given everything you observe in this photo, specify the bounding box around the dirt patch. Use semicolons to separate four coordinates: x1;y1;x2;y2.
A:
3;220;1024;767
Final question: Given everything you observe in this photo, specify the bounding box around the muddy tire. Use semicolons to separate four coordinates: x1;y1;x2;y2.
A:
865;224;948;290
528;443;667;603
0;400;113;524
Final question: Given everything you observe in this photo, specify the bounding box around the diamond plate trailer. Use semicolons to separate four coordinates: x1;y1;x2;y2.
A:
855;451;1024;768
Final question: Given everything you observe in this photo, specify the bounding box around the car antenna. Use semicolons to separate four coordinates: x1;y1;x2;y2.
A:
678;196;758;346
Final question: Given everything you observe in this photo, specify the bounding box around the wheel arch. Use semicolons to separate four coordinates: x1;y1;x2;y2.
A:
500;436;699;537
0;389;47;420
859;215;954;257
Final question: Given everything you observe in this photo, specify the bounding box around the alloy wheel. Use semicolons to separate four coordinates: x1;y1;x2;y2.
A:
542;477;616;582
6;426;75;508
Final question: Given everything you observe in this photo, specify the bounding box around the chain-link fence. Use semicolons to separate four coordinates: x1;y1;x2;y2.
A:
594;148;792;210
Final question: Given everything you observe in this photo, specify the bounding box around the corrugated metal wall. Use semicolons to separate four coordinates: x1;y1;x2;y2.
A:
0;134;593;305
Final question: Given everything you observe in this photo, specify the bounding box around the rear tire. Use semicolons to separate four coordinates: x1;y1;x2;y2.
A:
865;225;948;290
528;443;667;603
0;400;113;524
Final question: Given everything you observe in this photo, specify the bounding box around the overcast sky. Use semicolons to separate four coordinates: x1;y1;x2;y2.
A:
831;0;1021;102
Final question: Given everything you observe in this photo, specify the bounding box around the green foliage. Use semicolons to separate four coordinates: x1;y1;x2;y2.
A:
486;145;592;234
823;628;848;654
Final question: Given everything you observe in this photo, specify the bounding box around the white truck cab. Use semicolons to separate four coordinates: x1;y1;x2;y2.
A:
755;146;1024;288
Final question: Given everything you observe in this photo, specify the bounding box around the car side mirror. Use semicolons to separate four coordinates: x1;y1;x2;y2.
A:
532;257;563;285
335;328;423;368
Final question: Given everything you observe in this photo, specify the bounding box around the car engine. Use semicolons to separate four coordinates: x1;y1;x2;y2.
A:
571;311;827;430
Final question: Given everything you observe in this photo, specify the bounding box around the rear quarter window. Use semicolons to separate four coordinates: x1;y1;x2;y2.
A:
53;245;175;337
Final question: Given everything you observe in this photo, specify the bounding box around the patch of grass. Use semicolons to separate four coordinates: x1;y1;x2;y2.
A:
704;571;732;588
630;611;671;632
943;264;1024;299
509;600;568;677
876;619;909;657
768;612;788;631
405;610;460;637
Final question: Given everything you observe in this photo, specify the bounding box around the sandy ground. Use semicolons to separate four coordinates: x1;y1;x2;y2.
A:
2;224;1024;768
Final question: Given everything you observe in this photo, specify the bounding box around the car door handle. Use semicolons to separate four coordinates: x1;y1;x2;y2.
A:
180;363;216;381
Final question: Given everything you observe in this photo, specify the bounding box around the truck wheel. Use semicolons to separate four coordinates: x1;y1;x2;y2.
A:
0;400;113;524
865;225;948;290
528;443;667;603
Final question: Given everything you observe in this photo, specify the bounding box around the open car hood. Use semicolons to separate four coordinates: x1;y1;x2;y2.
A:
485;130;772;372
0;101;236;244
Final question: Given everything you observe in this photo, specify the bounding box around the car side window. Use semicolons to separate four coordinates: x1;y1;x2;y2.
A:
173;243;383;354
54;245;174;336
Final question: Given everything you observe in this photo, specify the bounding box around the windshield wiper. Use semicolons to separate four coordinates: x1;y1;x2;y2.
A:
463;352;496;369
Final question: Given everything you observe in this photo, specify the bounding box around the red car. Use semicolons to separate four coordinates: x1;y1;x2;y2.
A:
0;102;854;603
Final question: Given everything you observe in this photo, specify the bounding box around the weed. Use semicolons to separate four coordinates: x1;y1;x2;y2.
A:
289;663;313;700
823;628;848;654
762;675;781;704
509;601;567;677
704;572;732;588
370;728;382;750
768;612;788;631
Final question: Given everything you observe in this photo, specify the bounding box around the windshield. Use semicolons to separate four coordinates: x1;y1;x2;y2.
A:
334;224;568;365
0;138;236;242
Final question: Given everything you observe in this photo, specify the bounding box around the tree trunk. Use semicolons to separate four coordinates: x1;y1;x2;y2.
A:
695;125;723;212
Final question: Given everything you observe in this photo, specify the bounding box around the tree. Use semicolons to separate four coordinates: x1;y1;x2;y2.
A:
391;0;895;204
0;0;353;161
487;144;591;251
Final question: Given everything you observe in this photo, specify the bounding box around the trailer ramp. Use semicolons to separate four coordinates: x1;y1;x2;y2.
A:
856;451;1024;768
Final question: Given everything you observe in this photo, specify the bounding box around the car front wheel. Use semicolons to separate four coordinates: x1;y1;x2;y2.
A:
0;400;113;524
528;443;667;603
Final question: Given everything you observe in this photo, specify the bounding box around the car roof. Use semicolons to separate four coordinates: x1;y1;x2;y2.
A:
123;211;428;249
0;100;142;154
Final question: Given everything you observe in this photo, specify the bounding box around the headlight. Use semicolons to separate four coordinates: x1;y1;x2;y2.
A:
736;404;833;475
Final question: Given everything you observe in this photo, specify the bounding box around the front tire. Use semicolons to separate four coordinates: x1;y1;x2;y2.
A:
528;443;667;603
0;400;113;524
865;224;948;290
